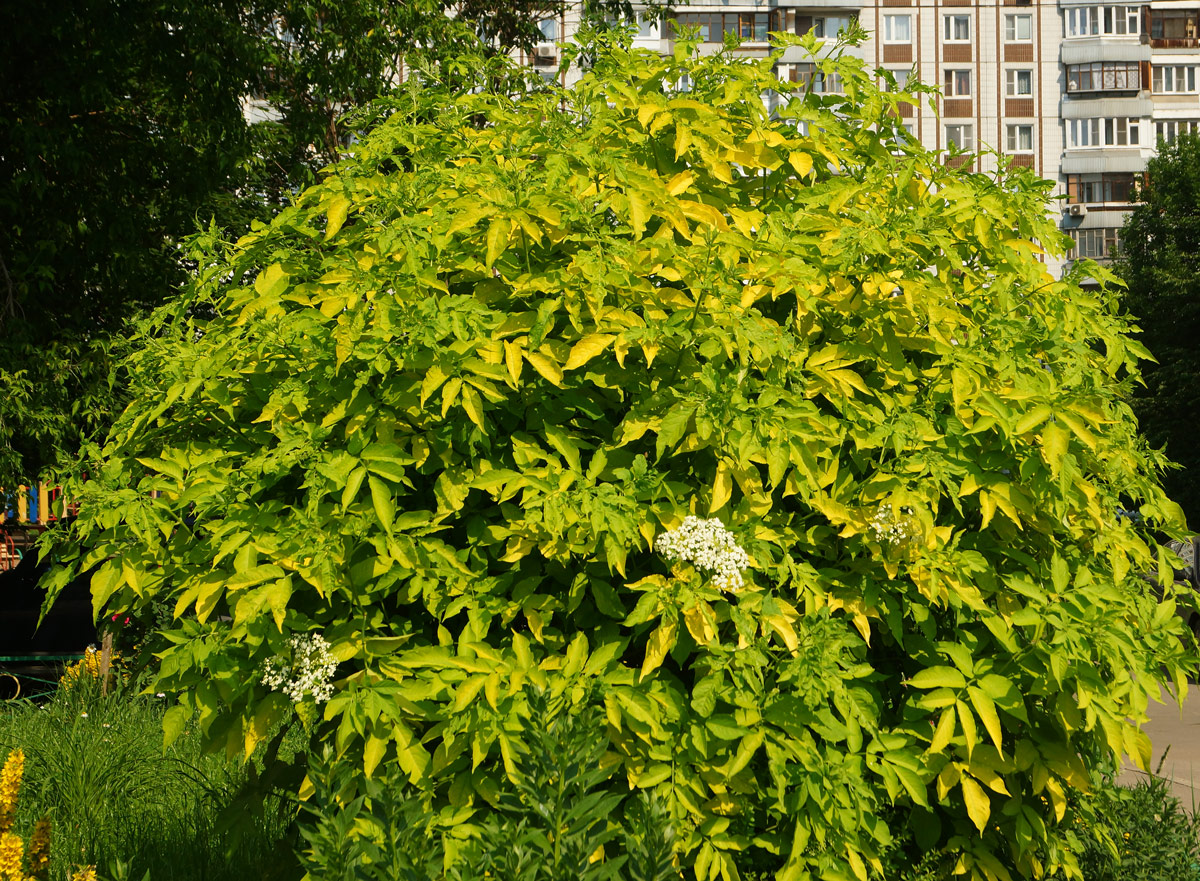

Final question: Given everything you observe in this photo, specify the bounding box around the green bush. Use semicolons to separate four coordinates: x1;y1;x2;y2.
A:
1078;770;1200;881
297;690;680;880
47;29;1195;881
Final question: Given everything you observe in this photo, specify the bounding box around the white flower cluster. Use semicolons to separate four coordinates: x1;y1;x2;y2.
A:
261;633;338;703
870;503;917;546
655;516;751;591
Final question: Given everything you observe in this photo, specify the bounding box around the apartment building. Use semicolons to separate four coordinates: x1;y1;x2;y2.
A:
525;2;1200;277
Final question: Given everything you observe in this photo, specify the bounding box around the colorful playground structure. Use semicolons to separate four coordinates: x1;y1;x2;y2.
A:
0;483;77;571
0;483;90;698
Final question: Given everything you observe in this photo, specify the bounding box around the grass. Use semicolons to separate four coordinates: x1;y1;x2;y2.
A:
0;674;300;881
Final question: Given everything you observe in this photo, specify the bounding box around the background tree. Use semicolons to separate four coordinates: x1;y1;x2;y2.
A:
0;0;617;488
48;32;1194;881
1117;134;1200;529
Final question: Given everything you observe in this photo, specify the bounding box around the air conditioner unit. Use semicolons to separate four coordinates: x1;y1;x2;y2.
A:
532;42;557;66
1068;203;1088;217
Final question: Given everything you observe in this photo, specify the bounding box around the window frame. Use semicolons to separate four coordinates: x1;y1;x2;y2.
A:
1065;61;1140;92
1005;13;1033;42
944;69;973;98
1006;69;1034;96
1065;173;1139;204
1156;119;1200;144
946;123;975;151
943;14;971;42
883;13;912;43
1069;227;1121;260
1067;116;1141;148
1153;65;1198;94
1065;5;1141;37
1006;123;1035;152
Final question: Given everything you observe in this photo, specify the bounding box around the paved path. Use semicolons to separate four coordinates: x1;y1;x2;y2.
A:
1119;688;1200;809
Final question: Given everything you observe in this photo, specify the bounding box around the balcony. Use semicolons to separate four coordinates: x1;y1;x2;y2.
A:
1148;11;1200;48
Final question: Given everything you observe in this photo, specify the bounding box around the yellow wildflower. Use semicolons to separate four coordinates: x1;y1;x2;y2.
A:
26;819;50;881
70;868;97;881
0;750;24;834
0;831;25;881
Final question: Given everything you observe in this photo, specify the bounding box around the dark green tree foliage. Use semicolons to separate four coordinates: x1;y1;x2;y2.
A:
1118;135;1200;528
0;0;260;482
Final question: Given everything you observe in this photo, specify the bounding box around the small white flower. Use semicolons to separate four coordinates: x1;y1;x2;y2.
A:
261;633;338;703
156;692;166;698
80;712;88;718
870;503;917;546
656;516;751;592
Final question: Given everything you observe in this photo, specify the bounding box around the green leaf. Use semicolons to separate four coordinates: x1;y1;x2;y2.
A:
961;776;991;831
163;705;190;748
368;475;395;531
908;667;966;690
342;466;367;511
325;195;351;240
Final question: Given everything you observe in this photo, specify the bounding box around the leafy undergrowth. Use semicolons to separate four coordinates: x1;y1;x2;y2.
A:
0;676;300;881
1077;769;1200;881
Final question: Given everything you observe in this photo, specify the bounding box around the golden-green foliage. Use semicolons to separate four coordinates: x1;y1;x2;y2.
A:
47;30;1195;881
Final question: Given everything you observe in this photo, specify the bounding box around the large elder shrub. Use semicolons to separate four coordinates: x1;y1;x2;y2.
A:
47;31;1194;881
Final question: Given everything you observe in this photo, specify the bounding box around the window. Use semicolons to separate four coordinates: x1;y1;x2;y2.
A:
814;15;854;38
1066;173;1139;204
884;68;911;91
636;13;659;38
1157;119;1200;144
537;18;559;41
944;14;971;41
1065;6;1140;37
1067;117;1141;147
808;71;843;93
944;69;972;98
1006;124;1034;152
793;65;844;93
1065;61;1140;91
1153;65;1198;93
1069;228;1121;260
1150;11;1199;39
1005;14;1033;41
946;124;974;150
672;12;779;42
1006;69;1034;96
884;14;912;42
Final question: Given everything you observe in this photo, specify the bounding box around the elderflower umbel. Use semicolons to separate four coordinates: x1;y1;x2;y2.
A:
261;634;338;703
655;516;751;592
870;503;917;546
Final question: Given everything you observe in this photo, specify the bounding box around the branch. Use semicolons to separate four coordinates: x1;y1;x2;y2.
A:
0;249;20;324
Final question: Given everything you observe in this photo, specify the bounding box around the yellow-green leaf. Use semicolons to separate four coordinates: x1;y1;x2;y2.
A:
968;686;1003;752
325;195;351;240
929;705;956;753
788;151;813;177
961;775;991;831
369;475;395;531
709;460;732;513
564;334;615;371
525;351;563;386
909;667;966;690
641;616;677;678
461;385;485;430
485;218;511;268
